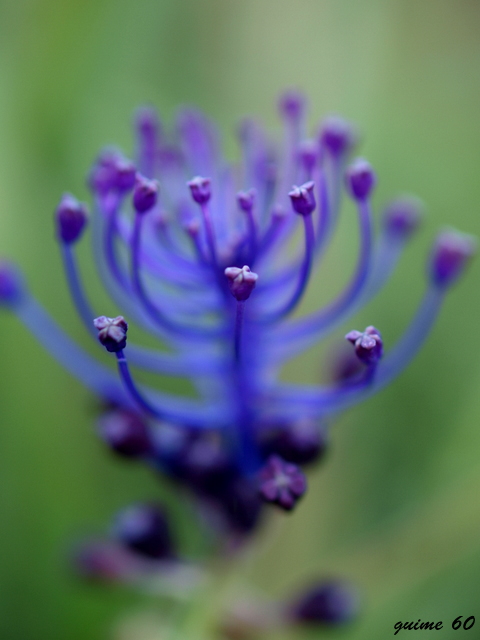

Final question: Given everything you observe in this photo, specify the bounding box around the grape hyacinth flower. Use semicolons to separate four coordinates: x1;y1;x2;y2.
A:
0;91;476;630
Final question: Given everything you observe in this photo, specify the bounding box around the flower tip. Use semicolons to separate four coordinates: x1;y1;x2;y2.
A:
113;503;174;559
0;261;24;306
98;409;152;458
345;326;383;365
258;455;307;511
133;175;159;214
56;193;88;244
236;189;256;213
278;89;306;121
430;228;477;287
93;315;128;352
345;158;376;201
89;151;136;195
225;265;258;301
291;580;360;626
187;176;212;205
298;139;318;172
135;105;159;139
288;181;316;216
320;115;356;157
383;195;425;238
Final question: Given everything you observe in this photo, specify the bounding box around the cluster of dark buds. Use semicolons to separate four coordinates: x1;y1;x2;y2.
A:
1;90;475;631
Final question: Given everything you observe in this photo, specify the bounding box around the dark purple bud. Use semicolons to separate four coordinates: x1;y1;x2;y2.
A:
113;503;174;559
345;326;383;366
261;419;327;466
383;196;424;238
181;437;237;497
291;580;359;625
98;409;152;458
237;189;256;213
133;175;159;214
220;477;264;535
0;261;24;306
94;315;128;352
225;265;258;301
279;89;306;121
187;176;212;205
88;150;117;194
429;229;477;287
89;151;136;195
258;455;307;511
345;158;376;201
55;193;88;244
298;140;318;173
113;157;137;192
288;181;316;216
135;106;160;141
320;116;355;157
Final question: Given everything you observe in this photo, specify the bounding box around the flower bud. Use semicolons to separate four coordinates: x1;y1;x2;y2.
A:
291;580;359;625
237;189;256;213
133;175;159;214
345;158;376;201
98;409;152;457
187;176;212;205
258;455;307;511
113;503;174;559
383;196;424;238
345;326;383;366
94;316;128;352
429;229;477;287
225;265;258;301
278;89;305;121
288;181;316;216
56;193;88;244
0;262;23;306
320;116;355;157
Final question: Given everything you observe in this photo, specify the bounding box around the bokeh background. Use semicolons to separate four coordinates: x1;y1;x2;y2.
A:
1;1;480;638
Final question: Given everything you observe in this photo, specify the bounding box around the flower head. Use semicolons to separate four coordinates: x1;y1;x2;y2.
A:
1;92;475;598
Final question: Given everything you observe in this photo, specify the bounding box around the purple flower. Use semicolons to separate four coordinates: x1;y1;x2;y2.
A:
93;315;128;352
345;326;383;366
258;455;307;511
0;91;475;548
290;579;360;625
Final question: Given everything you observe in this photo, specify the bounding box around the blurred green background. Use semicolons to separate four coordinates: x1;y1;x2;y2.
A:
1;0;480;638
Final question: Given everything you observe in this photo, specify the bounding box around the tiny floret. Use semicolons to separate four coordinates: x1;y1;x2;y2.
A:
135;106;159;141
258;455;307;511
291;580;359;625
98;409;152;458
94;316;128;352
113;503;174;559
345;158;376;201
237;189;256;213
187;176;212;205
320;116;355;157
279;89;305;121
90;151;136;195
261;418;327;466
383;196;424;238
224;265;258;301
430;229;477;287
133;175;159;214
298;139;318;173
56;193;88;244
0;261;23;306
288;181;316;216
345;326;383;366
